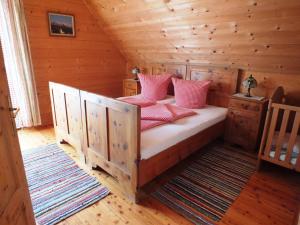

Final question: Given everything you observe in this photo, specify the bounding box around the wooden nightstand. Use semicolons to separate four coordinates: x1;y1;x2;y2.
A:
225;93;269;151
123;79;141;96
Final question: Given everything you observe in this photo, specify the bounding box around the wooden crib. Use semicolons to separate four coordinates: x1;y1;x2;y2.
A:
258;87;300;172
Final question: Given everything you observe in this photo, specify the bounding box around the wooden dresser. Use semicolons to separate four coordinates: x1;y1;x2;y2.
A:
123;79;141;96
225;94;269;151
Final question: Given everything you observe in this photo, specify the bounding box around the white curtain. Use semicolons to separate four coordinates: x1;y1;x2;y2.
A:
0;0;41;128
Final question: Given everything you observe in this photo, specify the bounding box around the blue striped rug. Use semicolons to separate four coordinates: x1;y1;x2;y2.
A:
22;144;110;225
152;145;257;225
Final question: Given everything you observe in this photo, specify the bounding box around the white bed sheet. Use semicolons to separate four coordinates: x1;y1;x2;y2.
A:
140;98;228;160
118;95;228;160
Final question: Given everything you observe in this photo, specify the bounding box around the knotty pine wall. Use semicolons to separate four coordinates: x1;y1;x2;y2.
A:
239;71;300;106
126;62;300;106
23;0;126;125
85;0;300;106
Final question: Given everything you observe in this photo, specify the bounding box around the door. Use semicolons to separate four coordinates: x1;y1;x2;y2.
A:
0;45;35;225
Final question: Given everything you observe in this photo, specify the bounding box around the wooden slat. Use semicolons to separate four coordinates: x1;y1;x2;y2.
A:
285;112;300;166
258;101;273;164
272;103;300;112
264;106;279;158
274;109;290;160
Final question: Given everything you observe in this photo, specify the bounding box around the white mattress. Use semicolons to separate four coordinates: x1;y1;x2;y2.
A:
269;132;300;166
140;98;228;159
118;95;228;160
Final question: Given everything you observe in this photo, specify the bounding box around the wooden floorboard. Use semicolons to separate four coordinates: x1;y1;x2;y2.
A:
18;127;300;225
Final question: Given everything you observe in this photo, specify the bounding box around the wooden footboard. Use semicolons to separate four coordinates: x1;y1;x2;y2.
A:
80;90;141;200
49;82;141;201
49;82;83;159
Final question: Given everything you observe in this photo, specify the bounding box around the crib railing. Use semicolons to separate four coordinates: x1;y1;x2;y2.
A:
259;102;300;172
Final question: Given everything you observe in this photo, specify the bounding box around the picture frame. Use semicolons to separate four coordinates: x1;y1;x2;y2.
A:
48;12;75;37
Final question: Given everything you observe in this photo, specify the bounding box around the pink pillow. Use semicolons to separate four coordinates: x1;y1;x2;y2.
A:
172;78;211;108
138;74;172;101
120;97;155;107
141;104;175;122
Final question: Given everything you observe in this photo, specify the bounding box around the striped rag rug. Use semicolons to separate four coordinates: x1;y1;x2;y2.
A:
152;144;257;225
22;144;110;225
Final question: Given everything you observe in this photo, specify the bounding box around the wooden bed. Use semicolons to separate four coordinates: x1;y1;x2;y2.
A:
258;87;300;172
49;66;239;202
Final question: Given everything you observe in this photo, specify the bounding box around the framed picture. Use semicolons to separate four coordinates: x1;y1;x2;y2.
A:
48;12;75;37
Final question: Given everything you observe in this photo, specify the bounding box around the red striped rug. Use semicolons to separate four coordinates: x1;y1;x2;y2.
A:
152;144;257;225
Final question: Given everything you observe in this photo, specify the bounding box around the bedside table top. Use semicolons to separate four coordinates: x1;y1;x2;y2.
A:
232;93;267;103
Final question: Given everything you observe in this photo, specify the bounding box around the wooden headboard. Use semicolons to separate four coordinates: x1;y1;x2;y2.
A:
187;65;239;108
151;63;239;108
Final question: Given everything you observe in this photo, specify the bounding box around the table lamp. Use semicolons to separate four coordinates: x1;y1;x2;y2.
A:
131;67;140;80
242;74;257;97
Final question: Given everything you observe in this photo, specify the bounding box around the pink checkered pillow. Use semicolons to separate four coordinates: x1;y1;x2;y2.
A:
120;97;155;107
172;78;211;108
141;104;175;122
138;74;172;101
141;120;167;131
166;104;197;120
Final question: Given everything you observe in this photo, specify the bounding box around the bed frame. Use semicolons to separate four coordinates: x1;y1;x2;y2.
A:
49;66;239;202
258;87;300;172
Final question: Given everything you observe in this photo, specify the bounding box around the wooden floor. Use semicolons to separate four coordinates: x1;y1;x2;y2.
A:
18;127;300;225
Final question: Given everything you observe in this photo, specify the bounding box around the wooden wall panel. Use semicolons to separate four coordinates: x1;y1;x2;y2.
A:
84;0;300;74
23;0;126;125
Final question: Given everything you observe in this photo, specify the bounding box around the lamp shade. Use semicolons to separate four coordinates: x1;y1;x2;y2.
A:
242;74;257;89
131;67;140;75
131;67;140;80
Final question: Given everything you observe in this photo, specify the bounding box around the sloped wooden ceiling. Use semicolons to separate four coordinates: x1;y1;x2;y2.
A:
84;0;300;74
